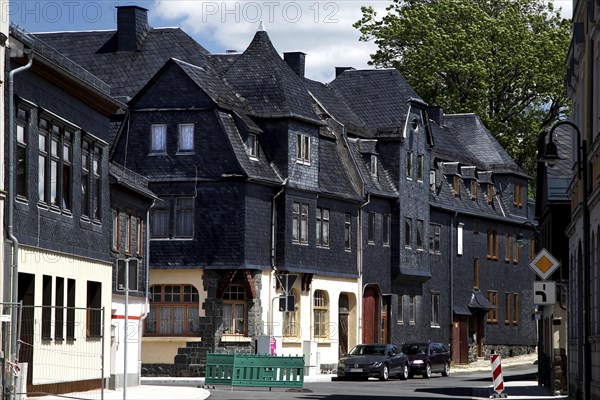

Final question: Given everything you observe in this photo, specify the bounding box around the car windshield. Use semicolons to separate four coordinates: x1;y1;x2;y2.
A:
401;344;428;355
349;345;387;355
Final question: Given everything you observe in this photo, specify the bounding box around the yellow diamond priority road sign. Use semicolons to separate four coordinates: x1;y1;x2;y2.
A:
529;248;561;281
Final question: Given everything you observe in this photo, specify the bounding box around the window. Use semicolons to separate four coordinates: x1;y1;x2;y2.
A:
429;170;436;192
313;290;329;338
55;277;64;340
453;176;460;196
367;212;376;244
296;134;310;164
404;217;412;248
42;275;52;339
406;152;413;178
150;199;169;239
86;281;102;337
473;257;479;289
457;223;463;255
112;209;119;251
486;291;498;323
67;279;75;340
431;292;440;327
16;109;28;199
513;293;519;324
505;293;511;325
146;284;200;336
125;213;132;254
470;180;477;200
488;184;494;204
178;123;194;152
473;220;479;234
408;295;416;324
38;129;48;203
344;213;352;250
417;154;424;181
174;197;194;238
150;124;167;153
283;289;300;337
429;224;441;254
513;183;523;207
370;155;378;177
81;140;102;220
247;134;258;159
383;214;390;246
117;259;139;291
487;230;499;260
416;219;424;250
398;296;404;324
316;208;330;247
513;237;519;264
137;218;144;256
505;233;511;263
292;202;309;244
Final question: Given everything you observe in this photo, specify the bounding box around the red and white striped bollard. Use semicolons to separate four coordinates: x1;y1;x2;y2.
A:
490;354;507;398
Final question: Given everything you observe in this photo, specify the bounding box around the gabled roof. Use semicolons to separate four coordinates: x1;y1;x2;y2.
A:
34;28;212;100
329;69;424;136
130;58;250;112
347;139;398;198
223;31;320;123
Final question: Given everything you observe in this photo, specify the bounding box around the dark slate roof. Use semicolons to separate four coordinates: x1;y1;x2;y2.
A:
216;110;282;184
347;139;398;198
34;28;212;100
223;31;320;123
304;78;370;137
329;69;423;136
469;290;493;310
317;135;363;201
541;125;572;202
208;53;242;77
442;114;525;176
109;162;157;199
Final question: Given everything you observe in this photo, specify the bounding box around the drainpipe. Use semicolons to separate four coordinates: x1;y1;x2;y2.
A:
269;178;287;336
357;193;370;343
450;212;456;353
7;53;33;397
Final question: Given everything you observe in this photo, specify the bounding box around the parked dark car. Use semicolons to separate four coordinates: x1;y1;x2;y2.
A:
337;343;409;381
401;342;451;378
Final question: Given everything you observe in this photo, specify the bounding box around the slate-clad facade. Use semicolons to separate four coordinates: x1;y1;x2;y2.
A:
32;5;538;376
6;27;123;393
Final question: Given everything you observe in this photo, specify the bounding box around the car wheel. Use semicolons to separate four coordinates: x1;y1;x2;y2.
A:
379;364;389;381
399;363;409;380
442;362;450;377
424;363;432;379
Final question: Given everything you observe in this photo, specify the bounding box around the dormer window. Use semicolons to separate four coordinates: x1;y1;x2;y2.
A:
429;170;436;191
470;180;477;200
406;152;413;179
453;176;460;196
178;123;194;153
513;183;523;207
370;155;378;177
411;116;419;132
488;184;494;204
247;134;258;159
150;124;167;154
296;134;310;165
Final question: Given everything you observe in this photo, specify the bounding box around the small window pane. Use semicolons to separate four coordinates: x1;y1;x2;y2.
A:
151;124;167;152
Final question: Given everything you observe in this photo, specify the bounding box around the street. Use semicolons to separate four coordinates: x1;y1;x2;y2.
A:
190;365;541;400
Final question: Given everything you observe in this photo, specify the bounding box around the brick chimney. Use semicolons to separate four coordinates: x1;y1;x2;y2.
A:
283;52;306;78
116;6;150;52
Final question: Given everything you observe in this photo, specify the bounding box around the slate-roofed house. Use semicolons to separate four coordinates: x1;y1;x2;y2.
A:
429;111;537;363
7;26;124;394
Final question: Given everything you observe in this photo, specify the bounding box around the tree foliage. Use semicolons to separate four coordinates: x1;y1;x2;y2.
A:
354;0;571;177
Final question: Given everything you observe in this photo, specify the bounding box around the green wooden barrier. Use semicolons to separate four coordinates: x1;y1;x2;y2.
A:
205;353;235;385
204;354;304;389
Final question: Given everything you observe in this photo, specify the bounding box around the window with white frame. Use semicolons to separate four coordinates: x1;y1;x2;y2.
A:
370;154;378;177
344;213;352;250
408;295;416;324
145;284;200;336
398;296;404;324
316;207;330;247
112;209;119;251
404;217;412;248
174;197;194;238
178;123;194;153
431;292;440;327
292;202;309;244
16;108;28;199
383;214;390;246
150;199;169;239
247;134;258;159
223;284;247;335
150;124;167;153
296;134;310;164
406;151;413;179
283;288;300;337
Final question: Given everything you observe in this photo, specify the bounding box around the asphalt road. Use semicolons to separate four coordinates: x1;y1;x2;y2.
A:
200;365;538;400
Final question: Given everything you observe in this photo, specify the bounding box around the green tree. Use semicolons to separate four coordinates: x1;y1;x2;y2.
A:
354;0;571;177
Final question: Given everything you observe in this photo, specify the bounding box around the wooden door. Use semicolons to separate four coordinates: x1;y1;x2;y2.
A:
452;314;469;364
362;287;379;343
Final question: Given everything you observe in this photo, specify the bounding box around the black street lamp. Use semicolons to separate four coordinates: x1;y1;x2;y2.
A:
541;120;589;399
516;220;538;248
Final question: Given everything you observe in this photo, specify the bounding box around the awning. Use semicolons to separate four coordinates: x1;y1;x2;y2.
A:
453;306;472;316
468;290;493;310
398;267;432;283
